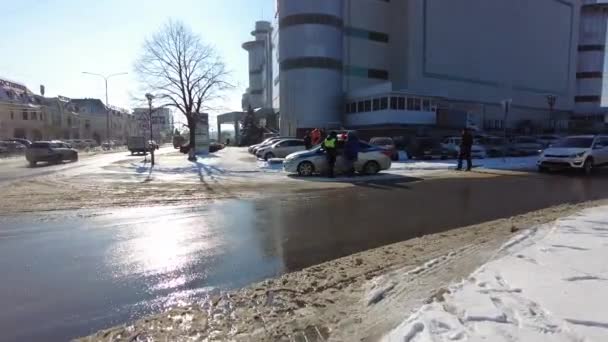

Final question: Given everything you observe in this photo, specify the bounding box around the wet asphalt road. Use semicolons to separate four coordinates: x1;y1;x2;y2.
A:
2;172;608;341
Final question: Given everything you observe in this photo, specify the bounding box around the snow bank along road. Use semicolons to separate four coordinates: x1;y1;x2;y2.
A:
77;201;606;341
383;205;608;342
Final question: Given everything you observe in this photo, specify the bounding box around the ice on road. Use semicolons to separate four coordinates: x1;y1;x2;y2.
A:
382;205;608;342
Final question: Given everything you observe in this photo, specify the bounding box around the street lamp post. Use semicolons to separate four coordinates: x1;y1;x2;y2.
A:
145;93;155;166
82;71;128;143
546;94;558;134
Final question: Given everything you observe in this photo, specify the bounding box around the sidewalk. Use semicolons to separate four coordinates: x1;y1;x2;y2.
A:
382;206;608;341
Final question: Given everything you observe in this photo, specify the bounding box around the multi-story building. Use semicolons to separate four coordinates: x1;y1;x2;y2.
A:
133;107;173;142
70;99;136;143
0;77;47;140
38;96;82;140
572;0;608;131
242;21;274;111
272;0;580;136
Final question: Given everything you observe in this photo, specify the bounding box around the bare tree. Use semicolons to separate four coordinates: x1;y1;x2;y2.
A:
135;20;231;160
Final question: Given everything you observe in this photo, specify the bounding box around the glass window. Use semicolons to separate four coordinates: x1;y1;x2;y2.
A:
422;99;430;111
380;97;388;110
398;97;406;110
390;97;398;110
22;111;28;120
364;100;372;112
358;101;365;113
407;98;415;110
373;98;380;111
10;111;14;120
350;102;357;113
414;98;422;111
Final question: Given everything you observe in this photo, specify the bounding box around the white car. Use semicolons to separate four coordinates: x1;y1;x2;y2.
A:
284;142;392;176
538;135;608;174
441;137;487;158
256;139;306;160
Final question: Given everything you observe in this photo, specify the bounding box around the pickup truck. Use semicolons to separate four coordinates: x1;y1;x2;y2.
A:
127;136;148;155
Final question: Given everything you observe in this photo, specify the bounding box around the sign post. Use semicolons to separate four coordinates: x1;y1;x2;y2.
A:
501;99;512;162
195;113;210;155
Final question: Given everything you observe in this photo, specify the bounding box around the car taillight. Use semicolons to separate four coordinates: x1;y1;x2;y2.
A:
381;149;392;157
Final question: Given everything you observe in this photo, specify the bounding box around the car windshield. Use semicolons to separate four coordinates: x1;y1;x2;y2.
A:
553;137;594;148
30;142;50;148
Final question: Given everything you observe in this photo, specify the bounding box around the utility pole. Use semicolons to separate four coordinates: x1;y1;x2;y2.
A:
82;71;128;143
146;93;155;166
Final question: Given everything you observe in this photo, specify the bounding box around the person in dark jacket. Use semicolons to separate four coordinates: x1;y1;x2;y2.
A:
343;131;360;176
322;131;338;178
303;130;312;150
457;128;473;171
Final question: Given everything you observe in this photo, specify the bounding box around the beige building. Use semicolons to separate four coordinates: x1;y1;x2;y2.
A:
70;99;138;143
0;78;48;141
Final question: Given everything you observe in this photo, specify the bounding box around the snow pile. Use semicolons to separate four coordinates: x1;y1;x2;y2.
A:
382;206;608;342
391;156;538;172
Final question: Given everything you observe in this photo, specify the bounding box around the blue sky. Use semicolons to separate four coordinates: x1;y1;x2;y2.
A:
0;0;274;123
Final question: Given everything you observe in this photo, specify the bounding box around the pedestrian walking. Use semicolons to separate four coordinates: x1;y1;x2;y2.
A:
457;127;473;171
322;131;338;178
344;131;360;176
303;130;312;150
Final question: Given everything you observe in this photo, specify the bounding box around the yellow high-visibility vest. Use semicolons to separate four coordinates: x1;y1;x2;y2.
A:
323;137;336;149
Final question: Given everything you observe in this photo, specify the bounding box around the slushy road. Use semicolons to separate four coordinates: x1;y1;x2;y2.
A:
2;172;608;341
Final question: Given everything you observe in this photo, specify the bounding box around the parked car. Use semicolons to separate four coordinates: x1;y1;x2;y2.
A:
6;138;32;147
538;135;608;174
406;137;453;159
0;141;27;154
370;137;399;161
441;136;487;158
478;136;507;158
209;142;225;153
25;141;78;166
256;139;306;160
536;135;561;148
284;142;392;176
251;137;290;155
507;136;544;156
83;139;98;148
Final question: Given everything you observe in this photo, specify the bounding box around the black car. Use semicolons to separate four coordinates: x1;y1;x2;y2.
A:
406;138;453;160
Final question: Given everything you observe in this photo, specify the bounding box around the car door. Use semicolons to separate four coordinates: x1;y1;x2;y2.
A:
593;137;608;165
288;140;305;155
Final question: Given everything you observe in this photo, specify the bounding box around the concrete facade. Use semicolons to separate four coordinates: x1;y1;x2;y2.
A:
0;78;47;140
133;107;174;142
272;0;580;136
242;21;274;111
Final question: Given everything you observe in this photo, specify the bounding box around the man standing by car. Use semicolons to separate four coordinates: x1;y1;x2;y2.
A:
457;128;473;171
303;131;312;150
323;131;338;178
344;131;360;176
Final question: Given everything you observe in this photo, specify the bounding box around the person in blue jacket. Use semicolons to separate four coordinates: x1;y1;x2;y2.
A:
344;131;360;176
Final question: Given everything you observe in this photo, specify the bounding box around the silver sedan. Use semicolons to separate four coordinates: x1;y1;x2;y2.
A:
283;142;392;176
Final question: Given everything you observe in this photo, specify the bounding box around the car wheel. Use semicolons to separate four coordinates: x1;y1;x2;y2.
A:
583;158;594;176
297;161;315;177
264;152;275;161
363;161;381;175
29;160;36;167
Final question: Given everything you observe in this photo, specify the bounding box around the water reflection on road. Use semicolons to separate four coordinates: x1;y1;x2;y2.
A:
2;172;608;341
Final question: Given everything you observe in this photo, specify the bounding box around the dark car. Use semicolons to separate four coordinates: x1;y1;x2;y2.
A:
369;137;399;161
406;138;453;160
25;141;78;166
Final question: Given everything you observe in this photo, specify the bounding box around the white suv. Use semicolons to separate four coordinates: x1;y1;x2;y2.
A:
537;135;608;174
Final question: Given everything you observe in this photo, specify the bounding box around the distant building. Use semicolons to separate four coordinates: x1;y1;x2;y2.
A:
132;107;173;142
271;0;580;136
70;98;137;143
38;96;81;140
0;77;47;140
242;21;274;111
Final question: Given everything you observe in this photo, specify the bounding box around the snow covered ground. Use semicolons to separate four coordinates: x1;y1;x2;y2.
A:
382;206;608;342
391;156;538;173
